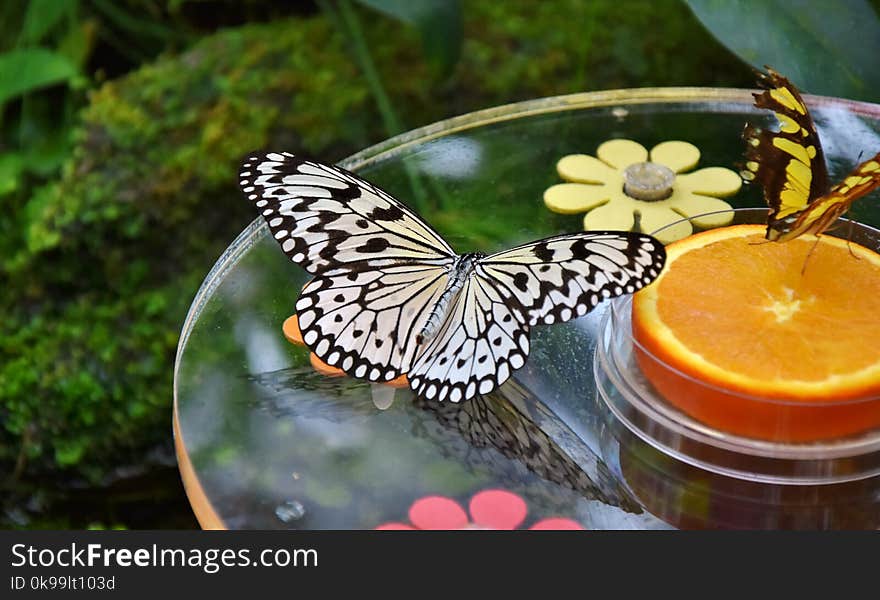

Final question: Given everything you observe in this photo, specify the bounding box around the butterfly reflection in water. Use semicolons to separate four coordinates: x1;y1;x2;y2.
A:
742;67;880;242
239;152;666;402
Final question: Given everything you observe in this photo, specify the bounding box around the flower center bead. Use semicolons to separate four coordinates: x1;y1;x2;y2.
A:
622;161;675;201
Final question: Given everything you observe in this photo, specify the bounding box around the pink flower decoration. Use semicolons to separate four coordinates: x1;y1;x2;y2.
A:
375;489;584;530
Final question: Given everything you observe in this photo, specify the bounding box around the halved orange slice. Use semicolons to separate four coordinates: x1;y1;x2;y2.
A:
631;224;880;442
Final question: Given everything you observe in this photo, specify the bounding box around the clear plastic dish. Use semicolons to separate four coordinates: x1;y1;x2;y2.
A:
598;411;880;529
595;208;880;485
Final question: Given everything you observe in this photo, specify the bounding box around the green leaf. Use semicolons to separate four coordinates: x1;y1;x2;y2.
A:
355;0;462;76
90;0;182;42
0;48;77;105
14;91;75;178
0;153;24;196
23;128;72;177
19;0;75;45
54;438;87;466
685;0;880;102
57;18;96;69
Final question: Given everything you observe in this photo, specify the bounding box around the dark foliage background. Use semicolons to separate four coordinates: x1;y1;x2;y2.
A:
1;0;878;528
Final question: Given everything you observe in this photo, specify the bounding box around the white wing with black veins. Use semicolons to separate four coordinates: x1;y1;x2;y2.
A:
295;263;451;382
408;274;530;402
479;232;665;326
239;152;456;273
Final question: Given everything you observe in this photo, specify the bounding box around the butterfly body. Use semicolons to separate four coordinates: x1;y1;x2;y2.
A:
418;252;486;345
743;67;880;241
240;152;665;402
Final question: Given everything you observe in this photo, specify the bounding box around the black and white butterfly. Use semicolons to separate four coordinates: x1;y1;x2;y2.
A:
239;152;666;403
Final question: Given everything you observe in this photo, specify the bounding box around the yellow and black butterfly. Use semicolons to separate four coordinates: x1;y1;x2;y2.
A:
742;67;880;242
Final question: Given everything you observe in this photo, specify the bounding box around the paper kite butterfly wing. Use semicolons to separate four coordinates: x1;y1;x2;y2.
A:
406;271;530;402
406;232;666;402
478;232;666;326
741;68;831;240
294;263;453;383
238;152;456;273
239;152;458;381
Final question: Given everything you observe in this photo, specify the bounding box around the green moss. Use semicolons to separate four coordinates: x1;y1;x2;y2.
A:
0;1;750;524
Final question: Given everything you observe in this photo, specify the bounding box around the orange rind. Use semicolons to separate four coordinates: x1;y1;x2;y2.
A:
631;224;880;441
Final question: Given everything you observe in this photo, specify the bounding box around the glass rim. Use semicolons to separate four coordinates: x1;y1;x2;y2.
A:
341;88;880;173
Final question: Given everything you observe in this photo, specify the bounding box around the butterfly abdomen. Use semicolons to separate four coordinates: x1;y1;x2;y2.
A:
417;253;486;345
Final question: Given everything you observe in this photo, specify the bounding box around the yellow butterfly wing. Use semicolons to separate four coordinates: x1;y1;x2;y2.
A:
742;68;830;240
743;68;880;242
790;154;880;239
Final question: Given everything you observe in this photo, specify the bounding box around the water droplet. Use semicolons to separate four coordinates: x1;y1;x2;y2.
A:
275;500;306;523
371;384;395;410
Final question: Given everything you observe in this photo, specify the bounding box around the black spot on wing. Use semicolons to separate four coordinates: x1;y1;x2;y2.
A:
359;237;391;253
284;237;309;262
533;243;554;261
306;210;344;232
512;271;529;292
568;238;591;260
319;245;337;260
369;205;405;222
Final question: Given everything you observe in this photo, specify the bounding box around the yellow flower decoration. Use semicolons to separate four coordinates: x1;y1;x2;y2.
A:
544;139;742;243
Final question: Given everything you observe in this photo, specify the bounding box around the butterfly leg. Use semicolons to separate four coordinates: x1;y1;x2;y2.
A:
846;219;861;260
823;218;862;260
800;235;822;275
